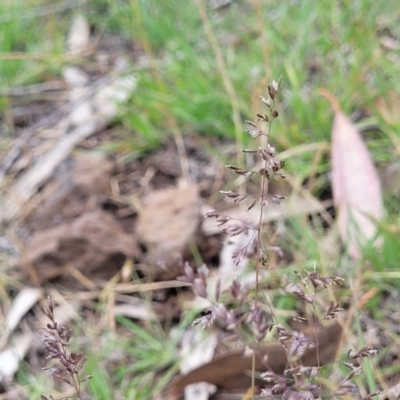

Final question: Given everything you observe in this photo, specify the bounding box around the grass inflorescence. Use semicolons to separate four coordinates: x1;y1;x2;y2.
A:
182;79;380;399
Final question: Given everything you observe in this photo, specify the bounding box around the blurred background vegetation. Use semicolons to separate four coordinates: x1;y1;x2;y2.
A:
1;0;400;398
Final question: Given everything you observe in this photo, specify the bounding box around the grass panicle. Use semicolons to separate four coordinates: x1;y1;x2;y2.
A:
40;297;92;400
183;79;380;400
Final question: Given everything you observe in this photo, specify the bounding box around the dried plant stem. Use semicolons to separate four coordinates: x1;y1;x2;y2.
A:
251;87;277;400
254;96;276;310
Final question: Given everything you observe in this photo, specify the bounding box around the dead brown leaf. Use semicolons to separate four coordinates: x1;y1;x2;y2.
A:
136;184;201;268
21;209;139;286
320;89;383;258
167;322;342;399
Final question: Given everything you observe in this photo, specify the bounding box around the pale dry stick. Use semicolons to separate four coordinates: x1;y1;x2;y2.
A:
0;287;42;352
0;74;111;182
131;0;190;184
1;117;108;225
195;0;244;169
62;281;191;302
0;81;65;97
68;265;99;291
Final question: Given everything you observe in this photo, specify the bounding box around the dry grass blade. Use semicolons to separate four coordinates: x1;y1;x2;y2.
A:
0;74;111;182
62;280;190;301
